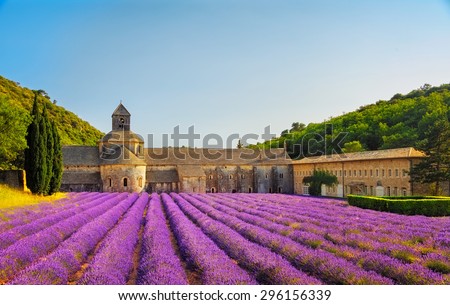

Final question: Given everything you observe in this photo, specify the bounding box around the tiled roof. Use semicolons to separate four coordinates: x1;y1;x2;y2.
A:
63;146;292;167
100;145;147;166
100;130;144;142
143;148;291;165
293;147;425;164
177;165;206;178
62;146;100;166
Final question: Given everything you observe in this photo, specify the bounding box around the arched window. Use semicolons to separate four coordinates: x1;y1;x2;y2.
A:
123;178;128;187
138;177;143;187
108;178;112;187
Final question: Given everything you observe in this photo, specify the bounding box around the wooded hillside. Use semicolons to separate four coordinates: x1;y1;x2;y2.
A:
253;83;450;159
0;75;104;169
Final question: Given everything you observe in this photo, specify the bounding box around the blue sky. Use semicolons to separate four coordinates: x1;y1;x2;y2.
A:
1;0;450;147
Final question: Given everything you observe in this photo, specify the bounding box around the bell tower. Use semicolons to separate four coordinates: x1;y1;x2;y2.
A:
112;102;131;131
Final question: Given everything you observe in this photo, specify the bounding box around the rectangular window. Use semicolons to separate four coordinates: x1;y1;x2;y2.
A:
303;186;309;195
382;169;385;177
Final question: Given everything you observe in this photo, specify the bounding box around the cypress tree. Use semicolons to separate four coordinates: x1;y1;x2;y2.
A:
49;122;63;194
25;93;48;194
36;107;48;194
24;94;41;193
42;104;54;194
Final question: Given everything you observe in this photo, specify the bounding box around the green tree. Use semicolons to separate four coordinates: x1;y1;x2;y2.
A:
49;122;63;194
303;170;338;196
42;104;54;194
0;96;31;169
24;94;47;194
342;141;364;153
410;101;450;195
290;122;306;133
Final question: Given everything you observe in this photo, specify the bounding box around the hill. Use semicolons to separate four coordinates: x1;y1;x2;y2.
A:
0;75;104;169
253;83;450;158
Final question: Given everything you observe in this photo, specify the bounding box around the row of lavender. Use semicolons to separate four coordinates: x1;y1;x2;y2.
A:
0;192;448;284
193;193;450;284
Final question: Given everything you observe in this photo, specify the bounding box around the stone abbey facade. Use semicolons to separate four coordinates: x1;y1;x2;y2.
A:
61;103;294;194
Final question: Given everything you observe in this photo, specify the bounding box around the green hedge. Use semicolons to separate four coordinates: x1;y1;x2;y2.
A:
347;195;450;217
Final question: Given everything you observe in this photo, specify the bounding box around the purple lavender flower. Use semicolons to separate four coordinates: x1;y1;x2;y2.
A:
79;193;149;285
162;193;257;285
0;193;129;283
171;193;321;285
137;193;188;285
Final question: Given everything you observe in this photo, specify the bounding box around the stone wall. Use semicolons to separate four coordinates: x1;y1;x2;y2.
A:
100;164;146;193
0;170;26;190
60;165;102;192
180;176;206;193
253;165;293;194
203;165;255;193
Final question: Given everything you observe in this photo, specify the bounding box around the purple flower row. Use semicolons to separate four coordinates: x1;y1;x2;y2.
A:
0;192;129;283
9;193;139;284
181;194;390;285
202;195;424;263
243;193;448;238
194;194;446;284
161;193;257;285
217;193;447;244
0;193;117;250
172;193;321;285
215;194;448;258
79;193;149;284
137;193;188;285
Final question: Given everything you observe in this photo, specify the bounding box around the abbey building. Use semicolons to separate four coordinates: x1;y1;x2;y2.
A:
61;103;293;193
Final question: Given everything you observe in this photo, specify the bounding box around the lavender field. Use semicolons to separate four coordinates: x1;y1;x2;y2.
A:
0;192;449;285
